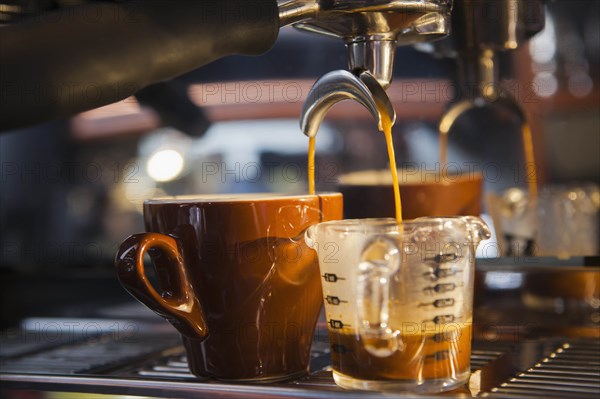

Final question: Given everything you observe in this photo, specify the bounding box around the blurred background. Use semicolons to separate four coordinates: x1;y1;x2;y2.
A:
0;0;598;328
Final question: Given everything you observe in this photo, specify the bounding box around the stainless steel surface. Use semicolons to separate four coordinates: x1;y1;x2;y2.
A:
278;0;319;27
347;40;397;89
0;337;511;398
280;0;452;87
2;335;599;398
300;70;395;138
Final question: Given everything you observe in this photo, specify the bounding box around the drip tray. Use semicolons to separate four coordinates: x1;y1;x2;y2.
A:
1;327;599;399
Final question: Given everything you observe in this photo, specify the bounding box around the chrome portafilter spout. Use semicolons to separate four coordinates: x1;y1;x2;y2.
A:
279;1;450;135
438;94;526;150
438;49;527;137
300;70;396;138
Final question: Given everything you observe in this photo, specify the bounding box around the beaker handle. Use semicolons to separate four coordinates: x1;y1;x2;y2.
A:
463;216;492;244
357;235;401;357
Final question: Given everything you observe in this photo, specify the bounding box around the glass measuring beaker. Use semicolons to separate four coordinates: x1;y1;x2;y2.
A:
305;217;490;393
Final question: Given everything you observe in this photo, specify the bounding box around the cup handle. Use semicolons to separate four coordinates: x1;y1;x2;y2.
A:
115;233;208;339
357;235;401;357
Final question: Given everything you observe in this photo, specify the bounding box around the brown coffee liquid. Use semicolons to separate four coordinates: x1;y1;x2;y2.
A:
329;324;472;381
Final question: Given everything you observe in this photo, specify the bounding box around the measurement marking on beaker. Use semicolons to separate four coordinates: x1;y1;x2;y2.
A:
331;344;352;354
436;267;461;278
323;273;345;283
423;266;462;281
429;328;460;342
329;319;349;329
425;350;450;362
424;253;460;264
418;298;455;308
423;283;461;294
428;253;459;263
325;296;347;305
429;314;456;325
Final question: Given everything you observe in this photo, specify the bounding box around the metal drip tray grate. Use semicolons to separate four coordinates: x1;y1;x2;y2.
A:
137;355;195;379
482;341;600;399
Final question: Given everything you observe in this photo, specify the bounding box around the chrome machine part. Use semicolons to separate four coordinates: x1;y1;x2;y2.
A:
282;1;450;140
300;70;396;138
429;0;545;132
280;0;453;88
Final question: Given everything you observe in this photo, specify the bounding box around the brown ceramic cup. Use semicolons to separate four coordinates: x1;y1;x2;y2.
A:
338;170;483;219
115;193;343;382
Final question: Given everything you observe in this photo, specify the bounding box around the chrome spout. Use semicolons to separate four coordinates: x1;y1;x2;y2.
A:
438;90;526;137
347;40;397;89
300;70;396;138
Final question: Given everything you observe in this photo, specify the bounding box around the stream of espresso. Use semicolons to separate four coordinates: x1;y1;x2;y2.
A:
378;103;403;223
308;136;316;195
521;123;538;201
307;104;402;223
439;132;448;176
